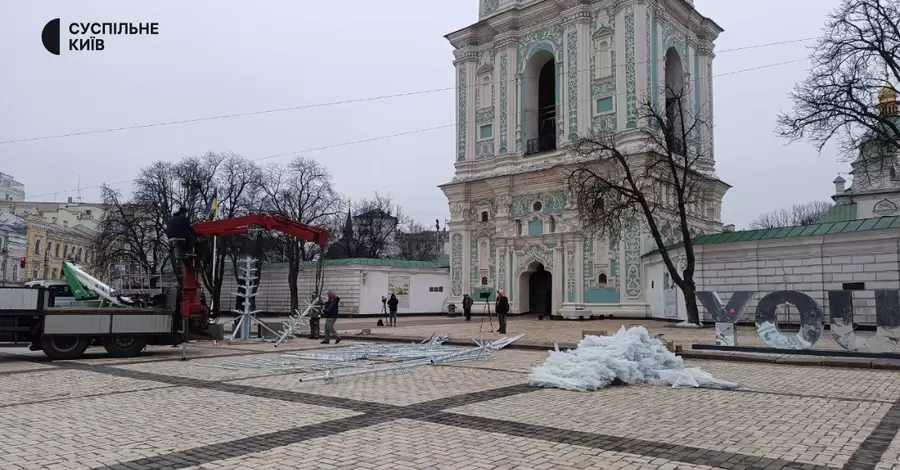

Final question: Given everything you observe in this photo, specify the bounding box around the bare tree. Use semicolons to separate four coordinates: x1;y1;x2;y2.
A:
748;201;834;229
777;0;900;171
95;153;268;314
567;86;720;325
261;156;340;312
91;185;169;286
396;219;446;261
351;193;406;259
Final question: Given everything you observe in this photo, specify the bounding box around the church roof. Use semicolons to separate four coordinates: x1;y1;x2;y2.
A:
643;215;900;257
815;203;858;223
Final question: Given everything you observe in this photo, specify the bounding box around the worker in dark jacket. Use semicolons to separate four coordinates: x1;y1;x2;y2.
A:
495;290;510;334
321;291;342;344
462;294;474;321
165;207;198;257
387;293;399;327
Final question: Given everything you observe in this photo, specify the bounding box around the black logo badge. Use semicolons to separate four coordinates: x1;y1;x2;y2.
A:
42;18;60;55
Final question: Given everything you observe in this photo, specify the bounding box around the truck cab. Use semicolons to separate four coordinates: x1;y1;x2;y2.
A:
25;280;83;307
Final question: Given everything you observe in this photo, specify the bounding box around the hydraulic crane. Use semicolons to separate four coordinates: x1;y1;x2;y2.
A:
0;213;329;361
173;213;330;354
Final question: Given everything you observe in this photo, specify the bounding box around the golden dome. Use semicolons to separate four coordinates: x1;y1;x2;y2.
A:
879;85;898;104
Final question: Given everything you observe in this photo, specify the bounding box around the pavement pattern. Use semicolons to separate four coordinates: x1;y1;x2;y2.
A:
2;337;900;470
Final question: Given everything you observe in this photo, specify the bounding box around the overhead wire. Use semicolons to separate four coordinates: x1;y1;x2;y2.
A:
0;36;815;146
20;54;812;202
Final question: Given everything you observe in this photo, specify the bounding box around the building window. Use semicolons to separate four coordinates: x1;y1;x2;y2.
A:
532;201;543;212
598;273;608;287
481;211;489;222
515;220;522;236
479;124;493;140
55;244;60;257
595;41;611;79
63;245;69;259
549;216;556;233
77;248;83;262
523;51;557;155
595;97;614;114
481;276;488;286
34;238;41;255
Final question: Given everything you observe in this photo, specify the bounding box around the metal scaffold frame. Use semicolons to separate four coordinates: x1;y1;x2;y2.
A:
230;257;280;342
203;333;526;384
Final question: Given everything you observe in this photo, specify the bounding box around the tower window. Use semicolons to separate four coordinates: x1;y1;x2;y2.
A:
598;273;608;287
481;276;488;286
479;124;493;140
481;211;489;222
515;220;522;236
532;201;543;212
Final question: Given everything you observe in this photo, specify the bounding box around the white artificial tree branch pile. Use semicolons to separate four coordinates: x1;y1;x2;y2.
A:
528;326;738;392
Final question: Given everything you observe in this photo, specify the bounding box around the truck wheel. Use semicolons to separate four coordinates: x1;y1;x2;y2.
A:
40;335;91;361
102;335;147;358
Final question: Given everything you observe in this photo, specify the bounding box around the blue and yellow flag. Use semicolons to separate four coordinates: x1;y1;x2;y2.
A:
203;189;218;221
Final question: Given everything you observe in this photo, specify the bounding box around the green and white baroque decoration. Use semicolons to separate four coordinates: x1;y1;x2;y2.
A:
608;228;619;289
489;241;497;286
499;52;509;153
498;250;506;292
484;0;500;16
624;6;637;129
508;190;568;218
624;222;641;297
456;67;467;161
517;25;563;70
470;238;479;286
566;29;578;141
583;234;594;293
451;233;462;296
566;249;576;302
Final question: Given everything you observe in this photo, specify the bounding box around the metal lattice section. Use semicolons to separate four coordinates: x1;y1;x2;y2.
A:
206;334;525;384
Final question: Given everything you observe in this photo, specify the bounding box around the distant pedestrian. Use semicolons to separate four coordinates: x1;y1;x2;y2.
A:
495;290;510;334
321;291;342;344
462;294;473;321
387;293;399;327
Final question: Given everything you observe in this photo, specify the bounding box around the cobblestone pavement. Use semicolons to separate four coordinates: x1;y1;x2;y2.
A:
352;316;855;350
1;340;900;470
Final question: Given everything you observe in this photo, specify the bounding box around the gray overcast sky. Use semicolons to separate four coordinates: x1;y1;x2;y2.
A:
0;0;845;229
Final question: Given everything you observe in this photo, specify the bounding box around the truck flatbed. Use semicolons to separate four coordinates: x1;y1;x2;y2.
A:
1;286;221;360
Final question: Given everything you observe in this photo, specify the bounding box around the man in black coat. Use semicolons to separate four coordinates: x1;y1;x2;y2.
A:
165;207;198;257
462;294;474;321
495;290;510;334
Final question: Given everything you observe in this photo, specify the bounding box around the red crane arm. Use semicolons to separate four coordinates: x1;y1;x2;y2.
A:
192;213;329;248
177;213;329;325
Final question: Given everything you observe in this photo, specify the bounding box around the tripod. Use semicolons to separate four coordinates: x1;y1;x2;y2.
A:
377;299;388;327
479;297;494;333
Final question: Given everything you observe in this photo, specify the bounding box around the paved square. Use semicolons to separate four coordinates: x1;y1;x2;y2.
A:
1;340;899;470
